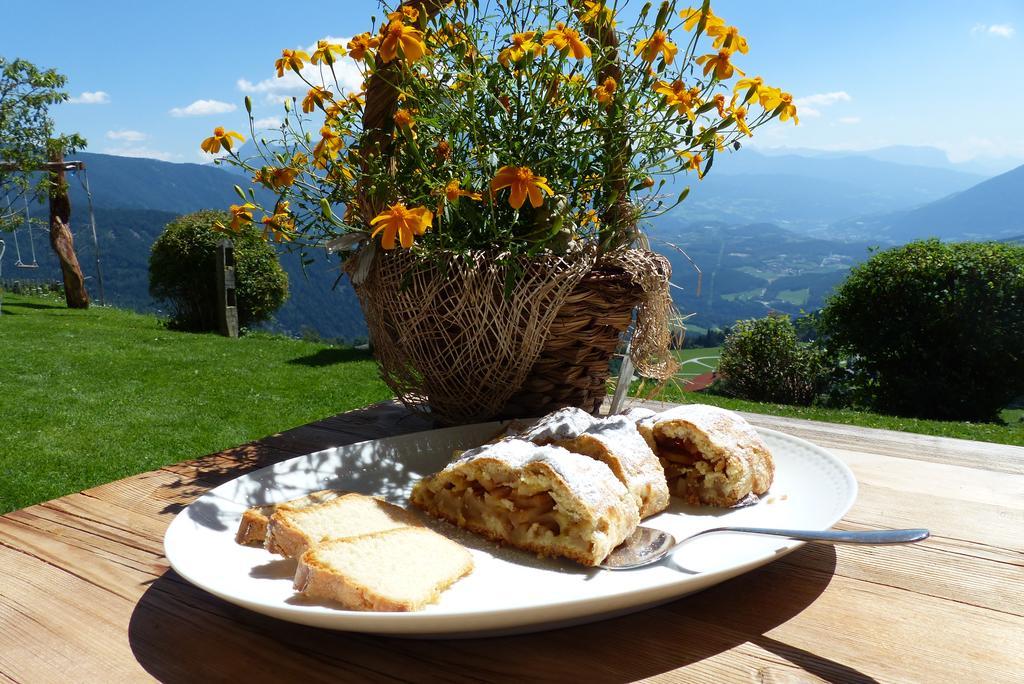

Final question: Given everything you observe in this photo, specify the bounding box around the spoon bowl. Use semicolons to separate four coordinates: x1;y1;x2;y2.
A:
600;525;930;570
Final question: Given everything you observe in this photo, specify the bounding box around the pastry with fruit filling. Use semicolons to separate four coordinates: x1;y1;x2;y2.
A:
556;415;670;519
639;404;774;507
411;439;638;566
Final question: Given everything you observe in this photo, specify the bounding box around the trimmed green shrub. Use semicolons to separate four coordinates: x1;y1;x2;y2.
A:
716;313;826;406
149;210;288;331
819;239;1024;421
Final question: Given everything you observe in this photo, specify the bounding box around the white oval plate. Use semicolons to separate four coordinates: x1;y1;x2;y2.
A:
164;422;856;637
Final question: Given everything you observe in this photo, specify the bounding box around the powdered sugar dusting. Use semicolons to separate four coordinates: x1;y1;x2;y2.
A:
518;407;597;444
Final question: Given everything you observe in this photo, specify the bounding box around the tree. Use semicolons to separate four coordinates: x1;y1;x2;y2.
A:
149;210;289;332
0;57;85;227
716;313;826;406
819;240;1024;421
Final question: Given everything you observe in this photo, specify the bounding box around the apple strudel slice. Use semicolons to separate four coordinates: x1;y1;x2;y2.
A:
556;416;670;519
411;439;639;566
640;404;774;507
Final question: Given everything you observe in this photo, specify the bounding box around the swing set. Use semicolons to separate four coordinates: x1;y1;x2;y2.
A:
0;160;105;304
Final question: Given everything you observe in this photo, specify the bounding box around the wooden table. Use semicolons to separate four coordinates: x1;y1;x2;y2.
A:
1;400;1022;683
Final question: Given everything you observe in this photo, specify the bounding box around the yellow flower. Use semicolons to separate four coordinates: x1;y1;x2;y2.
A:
261;201;294;242
582;208;600;226
696;50;744;80
275;49;310;78
369;203;433;249
313;126;344;167
542;22;592;60
635;30;678;64
301;86;333;114
707;25;749;54
434;140;452;161
347;33;379;61
714;94;727;117
678;151;705;178
498;31;543;67
580;1;615;25
311;40;345;66
227;203;256;231
732;106;753;136
200;126;245;154
491;166;554;209
654;80;700;119
393;108;415;131
759;87;799;124
593;76;617;106
443;179;482;204
378;20;427;63
733;75;764;104
680;6;724;32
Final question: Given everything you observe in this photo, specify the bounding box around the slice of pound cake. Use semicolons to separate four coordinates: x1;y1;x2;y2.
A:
294;527;474;611
266;493;423;558
235;490;346;546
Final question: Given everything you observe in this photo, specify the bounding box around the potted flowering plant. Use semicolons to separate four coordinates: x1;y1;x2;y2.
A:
206;0;796;424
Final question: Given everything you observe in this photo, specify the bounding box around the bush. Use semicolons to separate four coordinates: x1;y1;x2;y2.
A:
715;314;826;405
149;210;288;331
819;240;1024;421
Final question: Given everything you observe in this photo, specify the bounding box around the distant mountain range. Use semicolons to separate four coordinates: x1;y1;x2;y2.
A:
4;145;1021;337
833;163;1024;242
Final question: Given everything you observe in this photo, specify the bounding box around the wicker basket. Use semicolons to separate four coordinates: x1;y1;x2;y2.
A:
349;1;675;424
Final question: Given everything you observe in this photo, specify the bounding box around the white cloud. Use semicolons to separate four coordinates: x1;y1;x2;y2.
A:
794;91;852;117
169;99;237;117
252;116;283;130
106;129;147;142
837;116;861;125
238;36;363;105
103;145;180;162
68;91;110;104
972;23;1015;38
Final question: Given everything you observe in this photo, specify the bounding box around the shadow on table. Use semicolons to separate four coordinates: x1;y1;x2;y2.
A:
129;545;875;682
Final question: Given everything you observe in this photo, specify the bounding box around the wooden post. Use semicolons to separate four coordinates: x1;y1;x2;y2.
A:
216;239;239;338
48;151;89;308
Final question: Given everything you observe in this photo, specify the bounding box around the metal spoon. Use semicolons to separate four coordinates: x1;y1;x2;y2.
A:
600;525;930;570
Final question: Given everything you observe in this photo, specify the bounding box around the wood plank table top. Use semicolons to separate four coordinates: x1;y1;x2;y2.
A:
1;399;1021;683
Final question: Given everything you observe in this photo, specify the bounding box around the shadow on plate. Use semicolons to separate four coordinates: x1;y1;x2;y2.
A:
129;545;876;682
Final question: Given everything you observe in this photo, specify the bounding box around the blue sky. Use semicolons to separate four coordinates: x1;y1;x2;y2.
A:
3;0;1022;167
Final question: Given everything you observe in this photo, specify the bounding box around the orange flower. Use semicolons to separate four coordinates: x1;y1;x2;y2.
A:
714;94;727;117
491;166;554;209
443;179;482;204
696;50;744;80
226;203;256;231
369;203;433;249
275;49;310;77
707;25;749;54
680;6;725;32
678;151;705;178
654;80;700;119
301;86;333;114
378;20;427;63
261;201;294;242
434;140;452;161
593;76;617;106
732;106;753;136
635;30;677;64
498;31;543;67
200;126;245;154
313;126;344;167
542;22;591;59
311;40;345;66
759;87;799;124
393;108;415;129
733;75;764;104
388;6;419;23
580;1;615;25
347;33;379;61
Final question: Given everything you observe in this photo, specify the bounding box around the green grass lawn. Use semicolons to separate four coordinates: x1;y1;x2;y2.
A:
672;346;721;379
0;293;391;513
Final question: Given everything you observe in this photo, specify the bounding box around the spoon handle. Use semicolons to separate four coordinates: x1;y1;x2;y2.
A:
685;527;930;546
